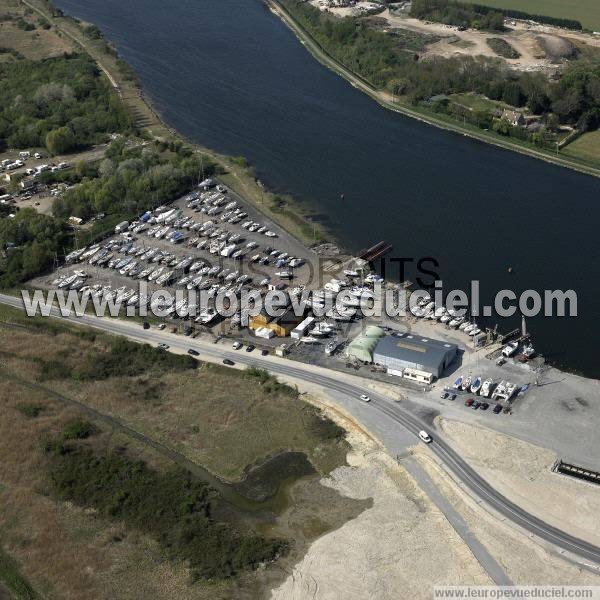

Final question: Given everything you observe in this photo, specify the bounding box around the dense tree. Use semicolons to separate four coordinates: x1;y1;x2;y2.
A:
46;126;76;155
0;53;134;152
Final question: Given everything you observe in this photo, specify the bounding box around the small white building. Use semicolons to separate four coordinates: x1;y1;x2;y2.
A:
291;316;315;339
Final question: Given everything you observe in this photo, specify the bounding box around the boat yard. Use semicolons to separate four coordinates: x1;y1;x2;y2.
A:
31;173;553;427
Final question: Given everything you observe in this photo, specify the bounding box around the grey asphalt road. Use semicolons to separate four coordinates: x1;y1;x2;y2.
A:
2;292;599;568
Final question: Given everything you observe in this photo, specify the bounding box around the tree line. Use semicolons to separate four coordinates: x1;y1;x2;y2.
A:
282;0;600;132
410;0;505;31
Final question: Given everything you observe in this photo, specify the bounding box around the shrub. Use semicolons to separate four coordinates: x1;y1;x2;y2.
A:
47;446;287;580
16;403;45;418
61;419;98;440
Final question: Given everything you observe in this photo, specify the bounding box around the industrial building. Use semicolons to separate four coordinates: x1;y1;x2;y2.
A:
373;333;458;383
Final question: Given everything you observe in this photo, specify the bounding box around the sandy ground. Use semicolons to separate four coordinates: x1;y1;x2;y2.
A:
414;448;600;584
270;424;492;600
437;418;600;547
381;10;551;70
323;7;600;71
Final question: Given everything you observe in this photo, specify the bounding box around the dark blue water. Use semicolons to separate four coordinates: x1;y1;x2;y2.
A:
55;0;600;377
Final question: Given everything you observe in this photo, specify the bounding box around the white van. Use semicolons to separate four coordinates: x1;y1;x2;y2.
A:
418;430;432;444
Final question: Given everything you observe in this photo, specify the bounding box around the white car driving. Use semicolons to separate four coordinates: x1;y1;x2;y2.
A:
418;430;432;444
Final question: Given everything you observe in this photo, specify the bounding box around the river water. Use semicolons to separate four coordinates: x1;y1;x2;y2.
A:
54;0;600;377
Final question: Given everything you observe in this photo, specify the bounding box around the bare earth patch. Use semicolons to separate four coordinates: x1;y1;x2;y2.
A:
436;418;600;547
270;430;491;600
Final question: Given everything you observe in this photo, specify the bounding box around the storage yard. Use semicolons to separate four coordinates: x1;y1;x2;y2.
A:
36;178;545;419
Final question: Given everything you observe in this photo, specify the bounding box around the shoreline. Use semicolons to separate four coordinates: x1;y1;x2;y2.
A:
267;0;600;180
22;0;336;250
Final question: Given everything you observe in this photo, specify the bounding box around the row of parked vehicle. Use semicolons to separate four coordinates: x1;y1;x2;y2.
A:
441;390;505;414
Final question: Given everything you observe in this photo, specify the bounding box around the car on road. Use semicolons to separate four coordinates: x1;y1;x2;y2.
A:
232;341;242;350
465;398;474;407
142;321;150;330
493;404;503;414
157;323;166;330
157;343;169;350
418;430;432;444
246;345;255;352
472;401;481;410
441;391;449;399
261;349;269;356
187;349;199;356
480;402;489;410
449;393;457;401
359;394;371;403
223;358;235;366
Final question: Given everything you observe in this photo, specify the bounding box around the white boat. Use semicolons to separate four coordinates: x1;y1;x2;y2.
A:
522;344;536;359
300;336;320;344
275;271;293;279
69;277;86;291
505;382;518;399
459;321;470;331
343;269;359;277
58;274;78;289
417;295;431;307
434;307;447;319
502;340;519;357
453;375;463;389
468;328;481;336
461;376;472;391
196;307;218;325
311;322;334;336
470;377;482;394
463;323;477;334
481;379;494;398
440;314;452;324
449;317;464;328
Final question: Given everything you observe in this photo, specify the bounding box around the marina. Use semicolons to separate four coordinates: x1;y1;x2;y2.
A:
51;0;600;378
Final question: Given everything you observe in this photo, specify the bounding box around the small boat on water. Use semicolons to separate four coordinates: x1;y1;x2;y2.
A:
470;377;482;394
522;344;536;359
502;340;519;357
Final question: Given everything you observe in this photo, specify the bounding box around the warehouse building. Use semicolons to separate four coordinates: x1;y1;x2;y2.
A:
373;333;458;383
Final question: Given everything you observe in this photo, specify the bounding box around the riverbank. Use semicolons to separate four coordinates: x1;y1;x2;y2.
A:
20;0;333;249
268;0;600;180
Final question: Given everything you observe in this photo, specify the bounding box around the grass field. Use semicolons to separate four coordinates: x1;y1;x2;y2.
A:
0;0;74;60
561;130;600;164
463;0;600;31
0;305;357;598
